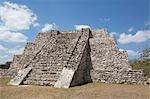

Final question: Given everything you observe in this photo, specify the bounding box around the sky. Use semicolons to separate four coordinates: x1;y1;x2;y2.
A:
0;0;150;63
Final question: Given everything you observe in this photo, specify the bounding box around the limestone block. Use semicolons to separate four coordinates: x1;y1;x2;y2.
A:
54;67;75;88
8;28;147;88
8;67;32;85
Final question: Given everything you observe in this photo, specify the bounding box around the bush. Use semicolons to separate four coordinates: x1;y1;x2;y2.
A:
129;59;150;78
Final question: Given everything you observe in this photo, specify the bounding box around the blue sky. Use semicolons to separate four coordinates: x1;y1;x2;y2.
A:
0;0;150;63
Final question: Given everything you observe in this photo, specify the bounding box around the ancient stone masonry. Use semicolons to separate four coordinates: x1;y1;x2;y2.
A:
8;67;32;85
8;28;147;88
0;61;11;77
89;29;146;84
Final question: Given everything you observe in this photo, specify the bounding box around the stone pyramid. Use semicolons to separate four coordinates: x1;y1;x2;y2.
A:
8;28;147;88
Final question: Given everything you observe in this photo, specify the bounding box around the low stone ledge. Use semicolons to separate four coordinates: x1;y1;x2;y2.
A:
91;69;147;85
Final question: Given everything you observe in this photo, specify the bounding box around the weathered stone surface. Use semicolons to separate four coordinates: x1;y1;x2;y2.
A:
0;61;11;69
8;67;32;85
90;29;131;71
91;69;147;85
0;69;8;77
6;55;22;77
14;28;91;86
8;28;148;87
0;61;11;77
54;67;75;88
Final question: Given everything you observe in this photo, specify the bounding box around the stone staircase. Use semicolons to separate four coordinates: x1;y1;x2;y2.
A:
9;29;91;87
22;32;80;86
8;28;148;87
23;58;64;86
8;67;32;85
54;29;91;88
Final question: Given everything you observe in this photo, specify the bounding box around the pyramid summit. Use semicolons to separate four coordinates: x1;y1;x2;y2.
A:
8;28;147;88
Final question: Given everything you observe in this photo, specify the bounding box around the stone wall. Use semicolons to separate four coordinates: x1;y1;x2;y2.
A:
54;29;92;88
0;61;11;69
7;31;58;77
70;40;92;87
22;30;90;86
0;61;11;77
8;28;147;87
0;69;8;77
90;29;131;71
7;55;22;77
91;69;147;84
89;28;146;84
7;31;52;77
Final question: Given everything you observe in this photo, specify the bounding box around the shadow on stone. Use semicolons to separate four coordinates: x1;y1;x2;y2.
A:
70;40;93;87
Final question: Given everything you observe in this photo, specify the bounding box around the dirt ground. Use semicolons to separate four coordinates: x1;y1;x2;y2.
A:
0;77;150;99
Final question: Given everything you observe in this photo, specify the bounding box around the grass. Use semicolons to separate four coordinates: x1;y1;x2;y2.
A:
130;59;150;78
1;60;150;99
0;77;12;87
0;77;150;99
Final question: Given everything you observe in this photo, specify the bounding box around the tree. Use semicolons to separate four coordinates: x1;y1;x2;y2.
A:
139;40;150;60
140;48;150;60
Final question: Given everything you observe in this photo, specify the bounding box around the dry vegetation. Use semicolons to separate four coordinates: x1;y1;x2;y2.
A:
0;77;150;99
130;59;150;77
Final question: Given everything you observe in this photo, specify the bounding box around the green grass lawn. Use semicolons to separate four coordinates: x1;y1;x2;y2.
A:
0;77;150;99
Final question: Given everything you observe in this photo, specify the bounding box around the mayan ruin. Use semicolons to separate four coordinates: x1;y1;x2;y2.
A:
5;28;147;88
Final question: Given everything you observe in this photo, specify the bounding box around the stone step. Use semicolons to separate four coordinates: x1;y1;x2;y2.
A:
25;77;58;81
32;67;63;70
30;70;61;74
8;67;32;85
33;64;64;68
29;74;60;77
37;63;65;65
31;68;63;72
32;69;61;72
23;80;55;86
27;73;59;78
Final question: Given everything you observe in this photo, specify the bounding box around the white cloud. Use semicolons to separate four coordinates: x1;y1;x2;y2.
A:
145;22;150;26
0;44;9;63
128;27;134;32
0;44;24;63
0;31;27;43
119;49;124;52
0;1;38;31
75;24;91;30
0;1;38;63
99;17;111;22
0;44;24;55
8;47;24;54
33;23;40;27
126;50;139;57
119;49;139;57
109;32;117;38
0;44;7;51
118;30;150;44
103;18;110;22
0;1;39;43
0;25;8;31
41;23;57;32
0;1;40;43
